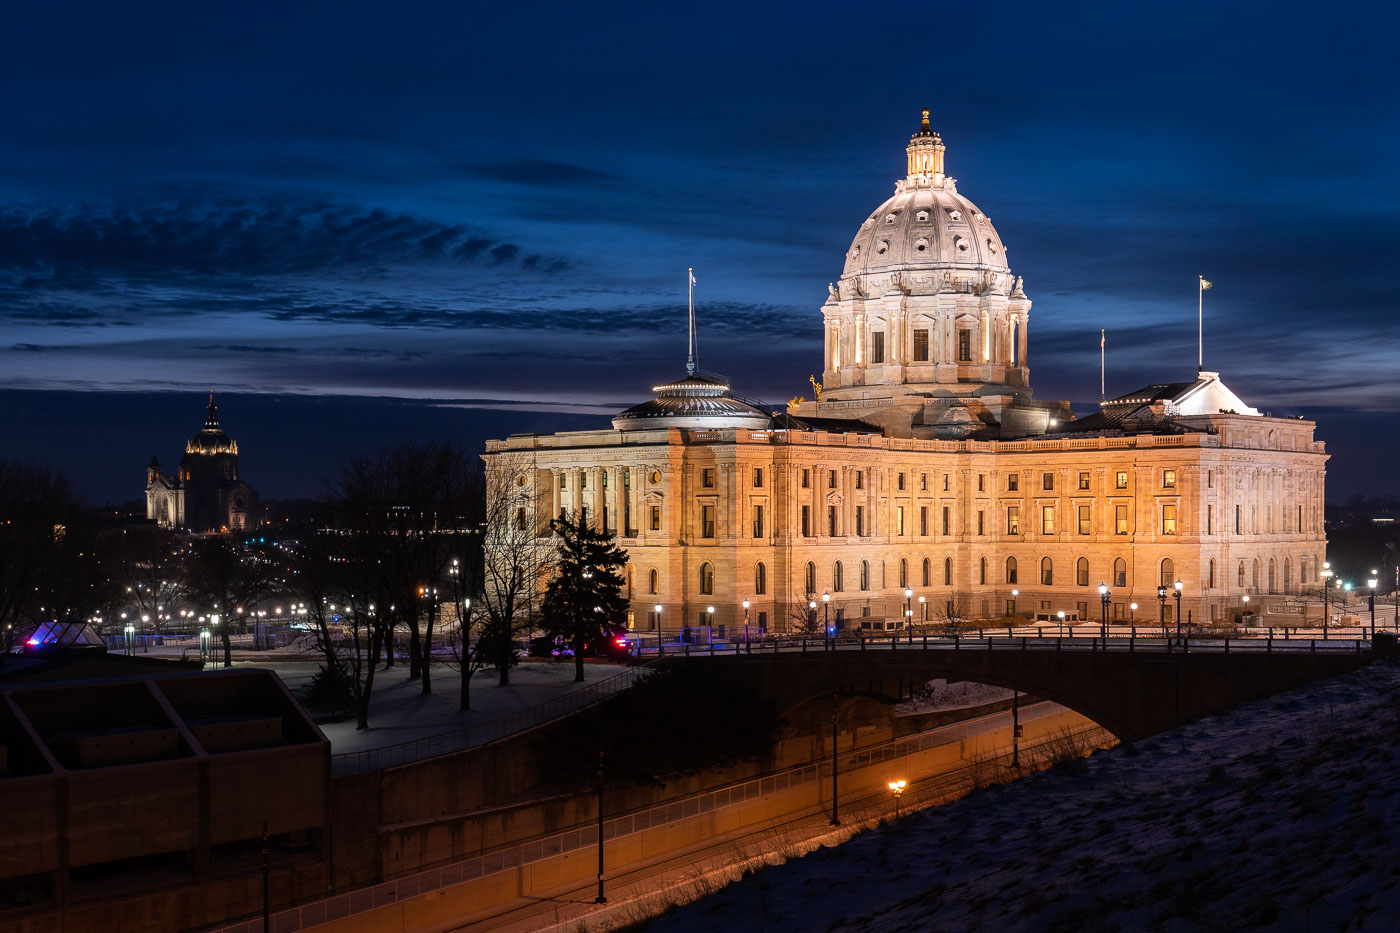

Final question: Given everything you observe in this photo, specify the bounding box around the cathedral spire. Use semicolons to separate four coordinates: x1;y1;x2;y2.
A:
206;390;219;428
906;108;946;179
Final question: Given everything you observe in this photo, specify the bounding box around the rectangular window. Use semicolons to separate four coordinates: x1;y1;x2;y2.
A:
801;505;811;537
1042;472;1054;491
855;506;865;537
897;472;905;491
801;468;810;488
912;328;929;361
702;468;715;488
1042;505;1055;535
1078;472;1090;490
828;505;838;537
1208;469;1215;488
701;505;715;538
1115;504;1129;535
752;505;764;538
1235;504;1241;534
753;468;763;488
515;507;527;531
942;506;950;536
1006;599;1017;616
958;329;972;362
650;505;661;532
1007;506;1020;535
601;471;608;488
602;503;610;532
942;474;950;491
978;474;985;492
855;471;864;490
559;474;567;489
1008;474;1019;492
920;506;928;536
920;473;928;490
1207;504;1213;535
829;470;837;489
581;473;588;489
897;506;906;536
580;505;588;527
1163;469;1177;488
1077;601;1089;619
1116;471;1128;489
977;510;984;535
1078;505;1091;535
1297;505;1303;532
871;331;886;364
1162;504;1177;535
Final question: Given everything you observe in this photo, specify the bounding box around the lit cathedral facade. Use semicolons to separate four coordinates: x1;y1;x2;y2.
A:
145;394;258;533
485;113;1327;633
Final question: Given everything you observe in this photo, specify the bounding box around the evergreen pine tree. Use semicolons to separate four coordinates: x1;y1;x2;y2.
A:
541;513;630;682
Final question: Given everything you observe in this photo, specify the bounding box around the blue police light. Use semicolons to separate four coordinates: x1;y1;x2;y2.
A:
827;626;836;634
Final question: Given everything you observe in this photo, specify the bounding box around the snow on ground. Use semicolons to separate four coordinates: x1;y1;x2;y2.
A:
648;660;1400;932
895;678;1015;715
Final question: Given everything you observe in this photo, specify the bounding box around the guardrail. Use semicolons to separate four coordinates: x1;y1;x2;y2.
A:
627;628;1373;659
330;663;651;776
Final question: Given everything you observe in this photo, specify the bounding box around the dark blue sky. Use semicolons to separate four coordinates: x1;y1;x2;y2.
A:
2;1;1397;503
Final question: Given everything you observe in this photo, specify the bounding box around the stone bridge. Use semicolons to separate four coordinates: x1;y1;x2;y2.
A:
659;638;1387;742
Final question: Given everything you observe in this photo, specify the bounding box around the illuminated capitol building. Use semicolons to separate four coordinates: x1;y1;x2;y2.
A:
485;112;1327;633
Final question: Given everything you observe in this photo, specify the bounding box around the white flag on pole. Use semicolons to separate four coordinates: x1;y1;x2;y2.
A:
1200;277;1213;290
690;270;697;286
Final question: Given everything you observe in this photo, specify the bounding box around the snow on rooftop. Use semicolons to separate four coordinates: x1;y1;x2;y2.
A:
650;661;1400;932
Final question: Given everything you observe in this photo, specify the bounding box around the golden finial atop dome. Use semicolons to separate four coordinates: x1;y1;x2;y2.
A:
907;108;945;177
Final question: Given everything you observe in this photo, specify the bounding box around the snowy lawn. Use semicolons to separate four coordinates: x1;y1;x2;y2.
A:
647;659;1400;932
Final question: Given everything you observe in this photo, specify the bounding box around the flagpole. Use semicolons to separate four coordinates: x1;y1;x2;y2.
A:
1100;329;1105;402
1195;276;1215;372
687;267;695;376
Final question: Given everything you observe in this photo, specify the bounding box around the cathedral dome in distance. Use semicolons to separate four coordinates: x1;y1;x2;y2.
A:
186;392;238;455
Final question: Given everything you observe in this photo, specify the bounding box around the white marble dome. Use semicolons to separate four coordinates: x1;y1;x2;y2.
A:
842;183;1010;279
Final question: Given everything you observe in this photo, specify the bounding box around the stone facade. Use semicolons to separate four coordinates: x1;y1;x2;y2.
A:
484;112;1326;634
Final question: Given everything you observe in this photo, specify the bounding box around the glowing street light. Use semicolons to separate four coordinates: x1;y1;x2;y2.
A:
887;779;907;819
1097;583;1110;639
1369;570;1379;637
1129;602;1138;625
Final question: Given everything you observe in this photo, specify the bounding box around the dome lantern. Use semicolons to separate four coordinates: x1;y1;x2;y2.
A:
906;108;946;180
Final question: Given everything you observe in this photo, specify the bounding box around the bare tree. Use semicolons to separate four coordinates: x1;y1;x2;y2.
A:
478;452;552;686
0;460;105;660
111;526;186;644
186;537;272;666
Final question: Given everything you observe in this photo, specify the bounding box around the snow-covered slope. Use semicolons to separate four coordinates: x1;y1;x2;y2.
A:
648;660;1400;932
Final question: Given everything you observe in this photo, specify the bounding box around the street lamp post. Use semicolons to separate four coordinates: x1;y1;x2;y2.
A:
1009;589;1018;619
595;746;607;904
1242;594;1250;628
1320;561;1333;637
653;603;663;651
1056;609;1065;637
919;594;927;623
822;592;831;645
706;605;715;642
742;599;750;649
1129;602;1137;625
1174;580;1184;642
1157;585;1168;638
1369;571;1379;638
904;587;914;643
1097;583;1110;639
887;779;907;820
809;600;817;639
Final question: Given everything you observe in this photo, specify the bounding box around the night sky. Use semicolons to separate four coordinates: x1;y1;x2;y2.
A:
2;1;1397;504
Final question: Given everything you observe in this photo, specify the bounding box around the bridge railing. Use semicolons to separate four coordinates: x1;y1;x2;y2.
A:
629;629;1370;659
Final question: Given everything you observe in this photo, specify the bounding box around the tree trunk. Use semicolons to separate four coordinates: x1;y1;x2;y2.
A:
459;663;472;712
357;634;382;731
408;626;423;681
421;608;434;695
221;626;232;668
573;633;585;683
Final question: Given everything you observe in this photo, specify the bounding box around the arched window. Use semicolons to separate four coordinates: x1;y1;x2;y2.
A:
1113;557;1127;588
833;561;844;592
1238;561;1246;588
860;560;870;591
944;557;953;586
1160;558;1174;588
755;562;766;595
699;562;714;595
1040;557;1053;586
1076;557;1089;587
648;568;659;594
1209;558;1216;589
1283;558;1291;592
979;557;987;585
922;557;931;587
805;561;816;594
899;558;908;589
1252;558;1260;590
1268;558;1277;593
1006;556;1018;585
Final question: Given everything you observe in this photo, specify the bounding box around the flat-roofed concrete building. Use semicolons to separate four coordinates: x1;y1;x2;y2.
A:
485;113;1326;635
